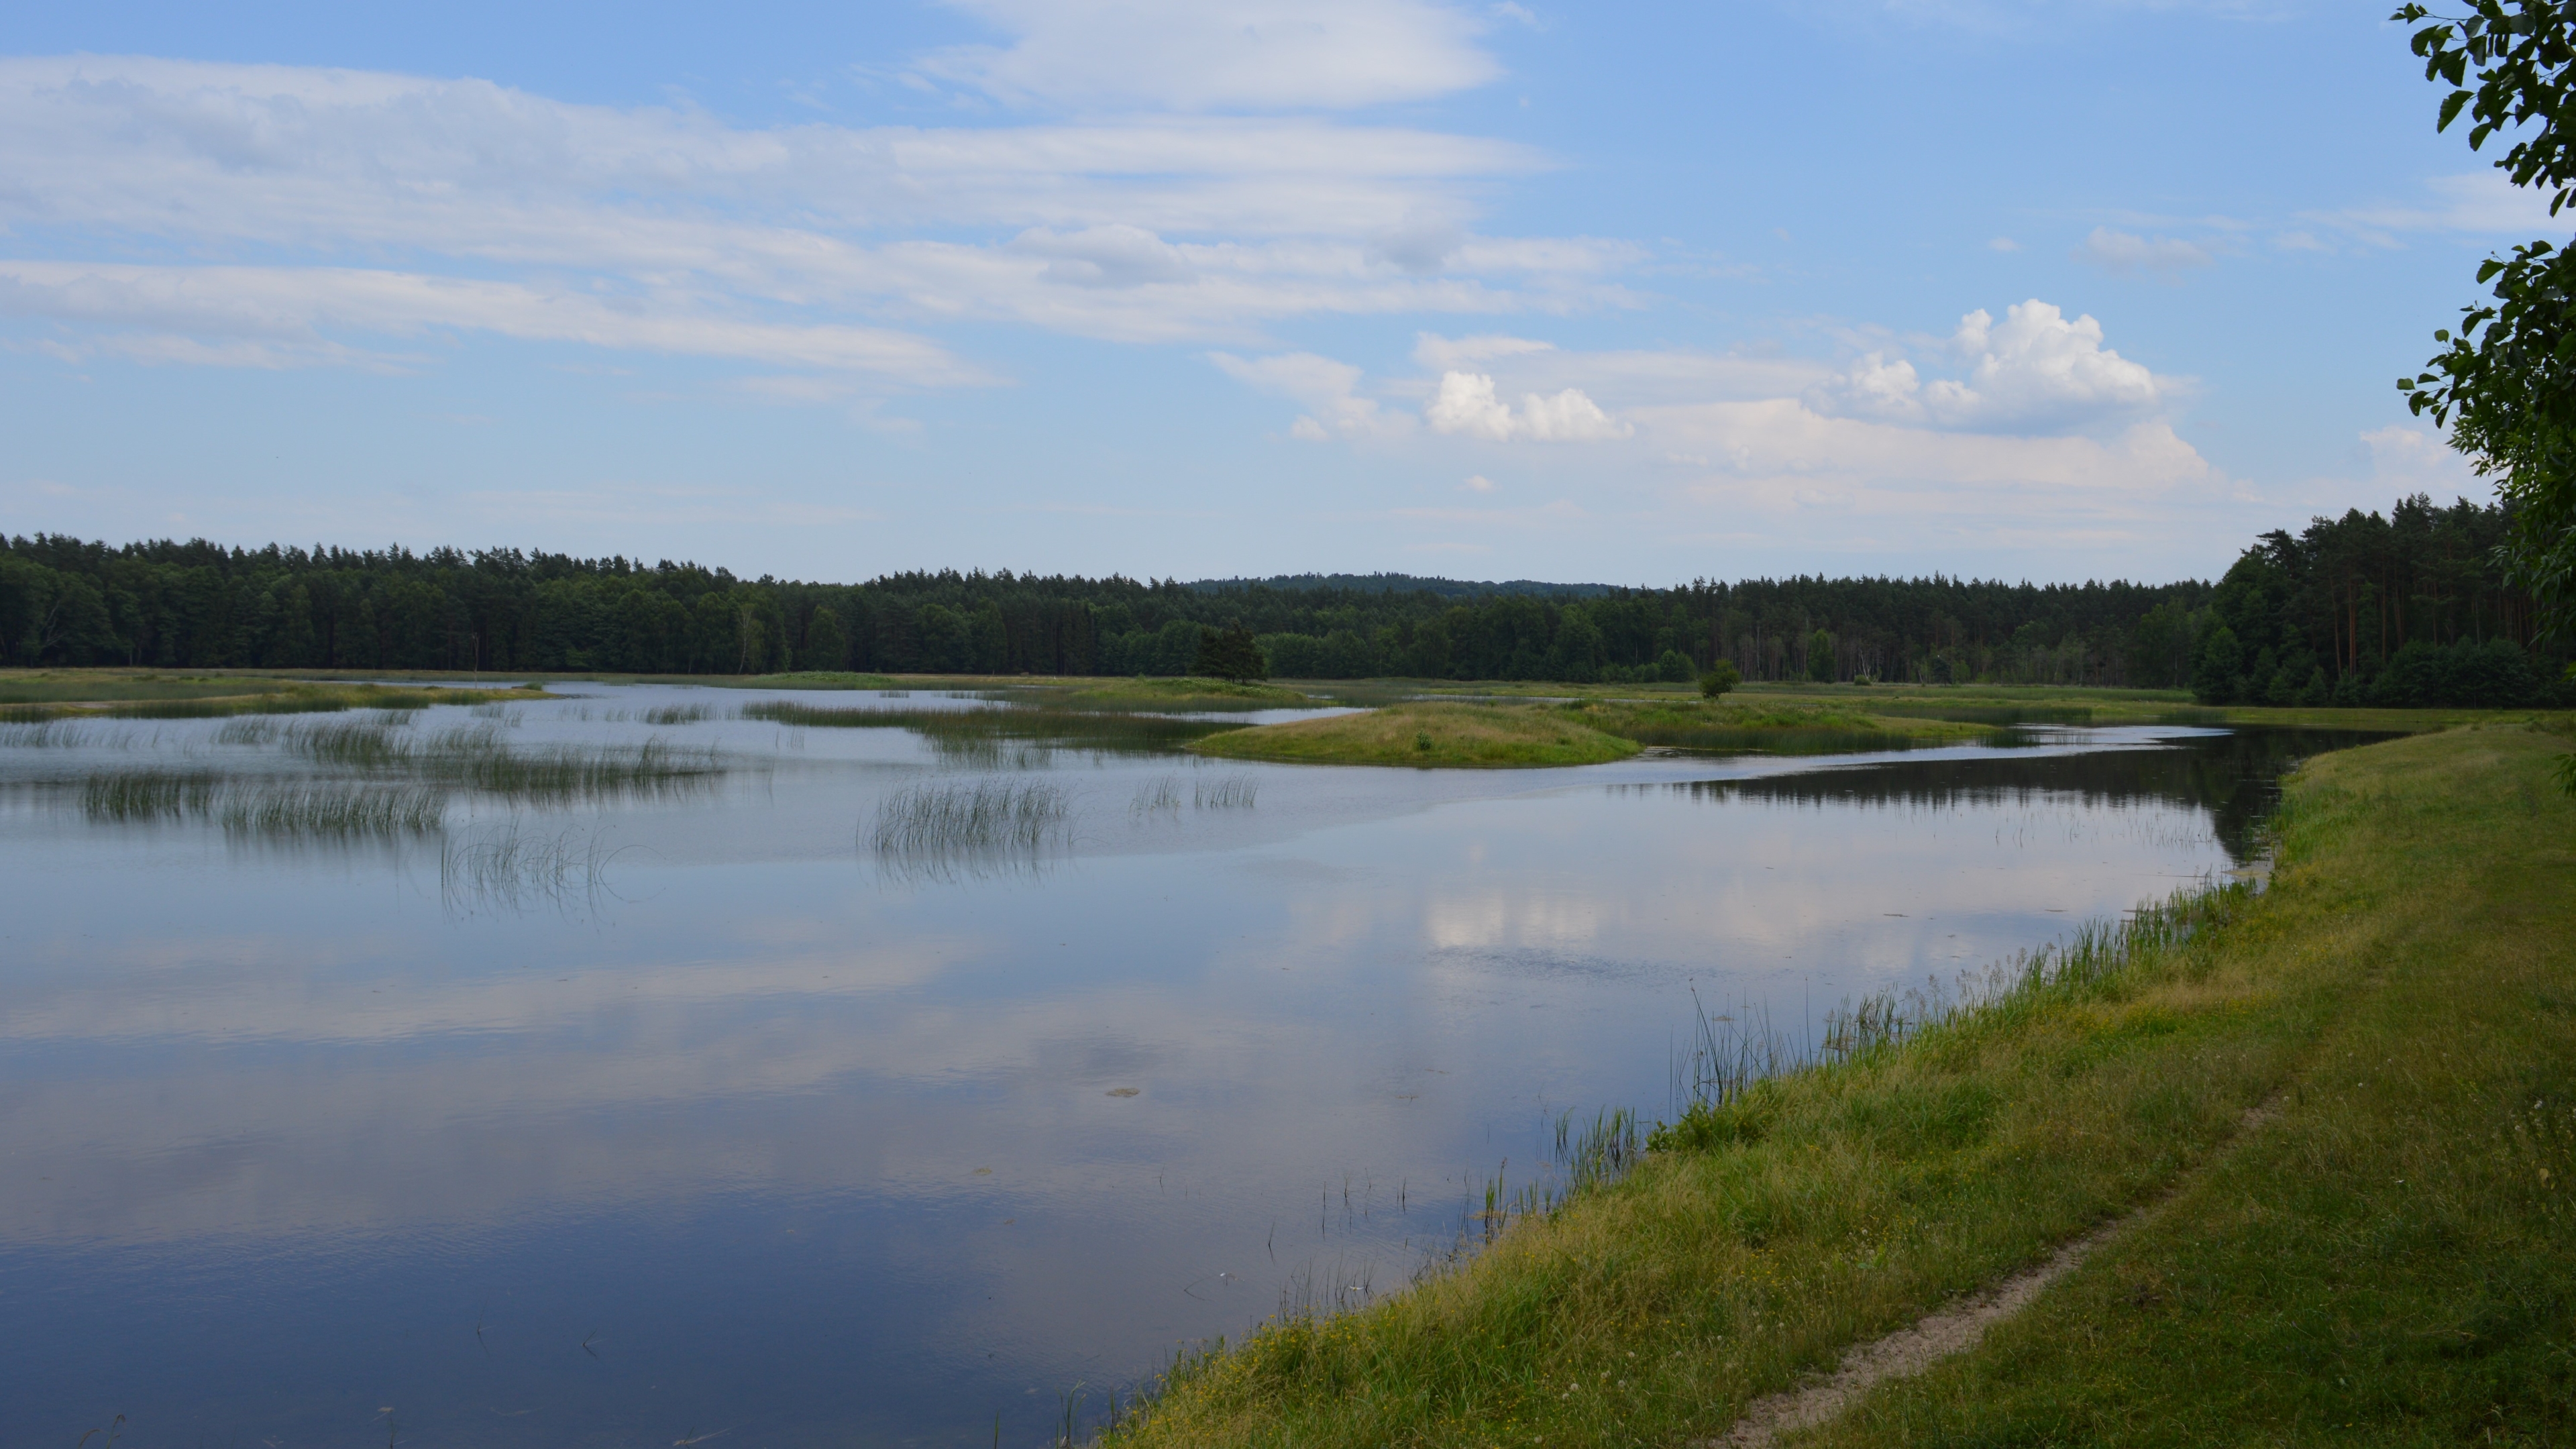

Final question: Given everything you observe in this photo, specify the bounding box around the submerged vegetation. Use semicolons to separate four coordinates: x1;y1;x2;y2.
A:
1099;726;2576;1447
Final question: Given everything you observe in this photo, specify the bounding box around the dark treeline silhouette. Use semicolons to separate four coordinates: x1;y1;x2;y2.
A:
0;492;2563;702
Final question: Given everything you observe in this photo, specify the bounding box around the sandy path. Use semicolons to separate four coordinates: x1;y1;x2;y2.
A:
1707;1095;2283;1448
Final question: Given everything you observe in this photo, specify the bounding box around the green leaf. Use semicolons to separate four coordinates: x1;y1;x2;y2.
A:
2442;90;2474;128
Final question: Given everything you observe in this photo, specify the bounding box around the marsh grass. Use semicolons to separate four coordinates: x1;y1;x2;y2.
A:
220;782;449;836
1566;698;2014;755
78;767;449;835
1193;773;1258;808
1059;678;1315;712
743;699;1230;758
871;777;1069;858
3;720;132;747
1;680;548;722
253;716;727;802
1188;702;1639;768
81;769;226;821
643;703;715;724
1132;775;1184;816
440;819;628;915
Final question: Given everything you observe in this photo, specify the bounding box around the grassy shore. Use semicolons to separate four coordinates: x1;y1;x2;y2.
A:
1105;724;2576;1447
1187;698;2004;767
1059;677;1316;710
1186;701;1642;767
0;672;549;721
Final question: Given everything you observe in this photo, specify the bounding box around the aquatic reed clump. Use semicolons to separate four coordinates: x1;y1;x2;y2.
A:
643;703;714;725
1192;773;1258;809
280;717;413;767
1132;775;1184;816
444;736;723;803
78;768;448;835
439;819;629;916
81;769;226;822
4;720;97;747
262;717;725;802
871;777;1070;863
744;699;1231;757
218;783;449;837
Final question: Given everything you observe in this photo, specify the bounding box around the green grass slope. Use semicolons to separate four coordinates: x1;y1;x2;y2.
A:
1104;724;2576;1447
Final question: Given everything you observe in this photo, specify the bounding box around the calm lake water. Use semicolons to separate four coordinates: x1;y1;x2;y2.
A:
0;687;2370;1448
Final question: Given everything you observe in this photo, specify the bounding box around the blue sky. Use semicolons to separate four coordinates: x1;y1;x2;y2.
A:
0;1;2543;584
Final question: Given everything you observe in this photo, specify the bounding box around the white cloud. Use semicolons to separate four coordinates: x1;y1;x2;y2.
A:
919;0;1503;111
2317;172;2561;246
2359;424;2485;493
1811;299;2163;432
1209;350;1403;437
1426;370;1629;441
1413;331;1556;370
1462;473;1496;491
1986;236;2021;252
0;55;1622;375
2074;226;2214;278
0;261;987;381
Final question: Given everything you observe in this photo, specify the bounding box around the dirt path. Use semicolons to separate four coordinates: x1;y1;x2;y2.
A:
1708;1096;2284;1448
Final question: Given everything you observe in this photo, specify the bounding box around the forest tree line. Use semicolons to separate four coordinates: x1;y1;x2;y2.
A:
1;492;2565;705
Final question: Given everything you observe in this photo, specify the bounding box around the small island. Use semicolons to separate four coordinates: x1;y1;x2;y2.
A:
1187;696;2013;767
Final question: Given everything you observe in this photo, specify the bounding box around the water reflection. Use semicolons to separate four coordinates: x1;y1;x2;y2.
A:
0;694;2373;1448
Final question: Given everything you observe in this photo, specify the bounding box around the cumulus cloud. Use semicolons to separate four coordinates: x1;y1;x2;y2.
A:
1810;299;2163;432
2074;226;2214;278
1208;350;1402;437
1426;370;1629;441
920;0;1503;111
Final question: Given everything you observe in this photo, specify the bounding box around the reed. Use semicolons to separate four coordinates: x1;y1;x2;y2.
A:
643;703;715;724
80;769;225;822
439;819;625;914
870;777;1070;859
219;782;449;837
744;699;1229;757
1192;773;1258;808
77;768;449;835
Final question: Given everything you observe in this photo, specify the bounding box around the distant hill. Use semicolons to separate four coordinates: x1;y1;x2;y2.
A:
1186;572;1615;599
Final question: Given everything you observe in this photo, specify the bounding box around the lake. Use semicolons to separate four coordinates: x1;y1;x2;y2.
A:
0;686;2372;1447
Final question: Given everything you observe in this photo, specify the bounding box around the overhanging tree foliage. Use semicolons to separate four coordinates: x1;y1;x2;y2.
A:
2395;2;2576;644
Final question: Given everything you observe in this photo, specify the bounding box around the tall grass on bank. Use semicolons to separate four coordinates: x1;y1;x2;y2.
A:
1099;857;2281;1449
869;778;1069;877
4;682;548;722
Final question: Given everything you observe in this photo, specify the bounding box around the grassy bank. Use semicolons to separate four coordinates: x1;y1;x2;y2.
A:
0;673;549;721
1186;701;1642;767
1106;724;2576;1446
1059;678;1316;710
1187;698;2004;767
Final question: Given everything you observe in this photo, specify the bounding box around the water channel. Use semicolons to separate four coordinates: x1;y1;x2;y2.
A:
0;686;2377;1447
